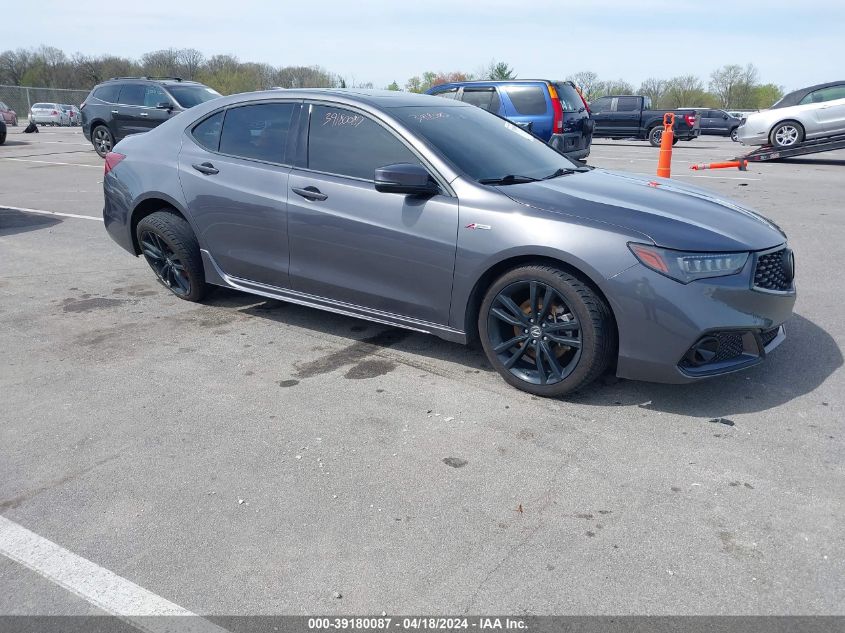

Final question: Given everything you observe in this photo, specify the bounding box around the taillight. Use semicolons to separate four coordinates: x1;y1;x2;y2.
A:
578;88;590;114
685;113;696;127
52;110;58;115
104;152;125;175
547;84;564;134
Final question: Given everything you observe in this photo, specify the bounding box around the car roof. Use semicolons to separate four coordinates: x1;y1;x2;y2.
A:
774;80;845;108
100;77;206;86
428;79;566;89
256;88;475;108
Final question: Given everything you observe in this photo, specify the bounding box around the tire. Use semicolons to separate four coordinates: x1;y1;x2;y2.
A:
648;126;663;147
12;116;17;127
92;124;114;158
478;265;615;397
136;211;207;302
0;122;6;146
769;121;804;148
672;136;679;146
730;127;739;142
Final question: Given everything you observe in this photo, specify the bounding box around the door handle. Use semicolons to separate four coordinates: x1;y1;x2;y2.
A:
292;186;328;202
192;162;219;175
139;112;149;117
111;110;118;114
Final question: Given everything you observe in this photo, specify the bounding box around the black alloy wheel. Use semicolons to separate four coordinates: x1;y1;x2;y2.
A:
479;266;615;397
92;125;113;158
136;211;207;302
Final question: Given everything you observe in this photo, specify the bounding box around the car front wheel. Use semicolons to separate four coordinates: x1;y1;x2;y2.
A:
770;121;803;148
136;211;207;302
478;265;615;397
730;128;739;142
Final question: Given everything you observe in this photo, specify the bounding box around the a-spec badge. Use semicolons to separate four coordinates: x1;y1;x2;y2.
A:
465;223;492;230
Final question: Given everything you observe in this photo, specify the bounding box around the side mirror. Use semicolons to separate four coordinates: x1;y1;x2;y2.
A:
723;114;729;120
374;163;439;196
156;102;173;111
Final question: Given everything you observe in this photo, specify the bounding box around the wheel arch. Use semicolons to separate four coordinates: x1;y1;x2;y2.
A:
129;195;192;255
462;253;619;360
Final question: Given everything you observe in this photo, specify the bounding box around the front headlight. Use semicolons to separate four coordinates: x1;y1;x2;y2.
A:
628;243;749;284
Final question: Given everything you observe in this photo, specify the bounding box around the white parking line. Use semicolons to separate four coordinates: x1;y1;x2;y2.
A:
0;157;101;168
0;516;228;632
1;205;103;221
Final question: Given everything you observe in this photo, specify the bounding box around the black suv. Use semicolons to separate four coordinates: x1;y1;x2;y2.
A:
81;77;221;157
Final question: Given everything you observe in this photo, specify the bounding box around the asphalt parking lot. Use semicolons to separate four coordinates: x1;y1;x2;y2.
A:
1;127;843;616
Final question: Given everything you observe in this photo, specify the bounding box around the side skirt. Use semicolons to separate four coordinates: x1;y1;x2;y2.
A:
201;250;467;344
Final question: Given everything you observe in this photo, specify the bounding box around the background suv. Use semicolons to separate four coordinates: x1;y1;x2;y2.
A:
81;77;221;157
680;108;742;140
427;79;593;159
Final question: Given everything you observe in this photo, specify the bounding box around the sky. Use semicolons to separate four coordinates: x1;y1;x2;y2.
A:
3;0;844;92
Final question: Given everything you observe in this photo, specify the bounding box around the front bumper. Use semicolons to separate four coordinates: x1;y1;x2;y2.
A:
736;124;768;146
606;255;796;384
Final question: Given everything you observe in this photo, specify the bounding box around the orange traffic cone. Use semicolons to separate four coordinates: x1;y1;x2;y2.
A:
656;113;675;179
689;160;748;171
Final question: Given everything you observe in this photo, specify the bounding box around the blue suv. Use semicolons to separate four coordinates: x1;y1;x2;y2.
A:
426;79;593;159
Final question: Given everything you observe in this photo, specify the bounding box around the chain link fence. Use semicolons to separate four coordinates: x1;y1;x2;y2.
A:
0;85;90;123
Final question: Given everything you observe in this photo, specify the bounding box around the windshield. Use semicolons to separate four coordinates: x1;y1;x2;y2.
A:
166;85;221;108
398;105;580;182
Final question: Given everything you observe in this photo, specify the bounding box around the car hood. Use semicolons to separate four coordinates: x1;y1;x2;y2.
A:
499;168;786;251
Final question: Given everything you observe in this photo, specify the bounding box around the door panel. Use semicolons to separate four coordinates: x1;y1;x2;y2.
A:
817;98;845;135
287;170;458;324
178;138;291;287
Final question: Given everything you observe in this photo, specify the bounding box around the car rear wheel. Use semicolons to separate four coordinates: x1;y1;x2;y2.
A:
92;125;113;158
0;123;6;146
478;265;615;397
136;211;207;302
648;126;680;147
11;116;17;127
770;121;803;148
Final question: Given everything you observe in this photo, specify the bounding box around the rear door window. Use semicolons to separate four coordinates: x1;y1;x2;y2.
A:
461;88;501;113
307;105;420;180
502;85;548;115
590;97;612;113
218;102;296;163
117;84;146;106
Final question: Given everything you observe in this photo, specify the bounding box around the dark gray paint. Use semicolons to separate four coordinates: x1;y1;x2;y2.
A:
103;89;795;385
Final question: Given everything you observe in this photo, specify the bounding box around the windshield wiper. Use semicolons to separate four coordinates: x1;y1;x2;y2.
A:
478;174;540;185
542;166;590;180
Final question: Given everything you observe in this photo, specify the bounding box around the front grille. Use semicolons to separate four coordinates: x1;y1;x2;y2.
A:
760;327;780;347
712;332;744;363
754;248;792;291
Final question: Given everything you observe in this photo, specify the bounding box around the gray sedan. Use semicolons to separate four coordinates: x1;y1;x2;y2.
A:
102;90;795;396
737;80;845;148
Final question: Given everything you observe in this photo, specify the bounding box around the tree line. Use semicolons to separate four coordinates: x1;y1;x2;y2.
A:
1;46;783;110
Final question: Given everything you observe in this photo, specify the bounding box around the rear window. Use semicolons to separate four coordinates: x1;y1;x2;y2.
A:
31;103;52;109
616;97;640;112
553;83;583;112
118;84;146;106
93;85;120;103
502;85;547;115
219;102;295;163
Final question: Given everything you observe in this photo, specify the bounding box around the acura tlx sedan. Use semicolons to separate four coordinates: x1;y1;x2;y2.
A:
102;89;796;396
